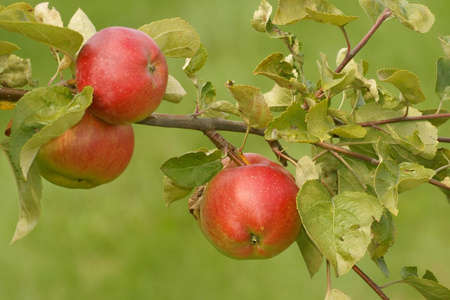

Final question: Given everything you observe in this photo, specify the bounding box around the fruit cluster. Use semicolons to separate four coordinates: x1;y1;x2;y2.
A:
35;27;168;189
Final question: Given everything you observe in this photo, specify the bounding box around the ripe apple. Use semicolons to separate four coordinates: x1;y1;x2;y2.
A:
76;26;168;125
195;163;301;259
36;111;135;189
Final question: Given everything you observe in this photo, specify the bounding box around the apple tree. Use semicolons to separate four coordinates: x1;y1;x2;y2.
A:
0;1;450;299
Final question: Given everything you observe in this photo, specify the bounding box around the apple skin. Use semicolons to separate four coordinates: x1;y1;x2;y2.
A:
197;164;301;259
76;26;168;124
221;152;294;181
36;111;135;189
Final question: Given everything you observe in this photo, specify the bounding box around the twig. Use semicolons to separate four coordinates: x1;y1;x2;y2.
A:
315;8;392;98
352;265;390;300
358;112;450;127
203;129;247;166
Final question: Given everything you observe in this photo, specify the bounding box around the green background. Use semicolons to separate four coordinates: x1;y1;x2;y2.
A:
0;0;449;299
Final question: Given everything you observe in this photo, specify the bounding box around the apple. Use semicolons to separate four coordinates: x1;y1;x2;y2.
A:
76;26;168;125
194;162;301;259
36;111;135;189
221;152;294;180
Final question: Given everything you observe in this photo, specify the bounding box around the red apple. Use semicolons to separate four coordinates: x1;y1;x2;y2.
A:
76;26;168;124
36;111;135;189
221;152;294;180
195;163;301;259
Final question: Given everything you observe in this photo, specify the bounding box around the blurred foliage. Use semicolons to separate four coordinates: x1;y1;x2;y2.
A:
0;0;449;299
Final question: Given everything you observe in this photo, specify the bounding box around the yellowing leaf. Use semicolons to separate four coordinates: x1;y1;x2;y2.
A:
227;84;273;129
139;18;201;58
385;0;434;33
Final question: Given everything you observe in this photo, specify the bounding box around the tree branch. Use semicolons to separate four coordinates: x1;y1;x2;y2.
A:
352;265;390;300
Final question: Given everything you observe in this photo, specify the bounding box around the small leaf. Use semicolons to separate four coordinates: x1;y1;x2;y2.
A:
273;0;355;26
139;18;201;58
0;138;42;243
298;180;383;276
438;35;450;57
306;99;335;141
326;289;351;300
251;0;273;32
377;68;425;104
202;100;240;119
163;176;194;207
34;2;63;27
435;57;450;102
0;53;34;88
265;101;318;143
67;8;96;48
183;43;208;75
264;83;293;111
397;267;450;300
368;210;398;272
385;0;435;33
329;124;367;139
160;150;223;188
0;40;20;55
0;100;16;110
253;52;306;92
295;155;320;189
305;7;358;27
164;75;187;103
397;162;435;192
297;227;323;278
374;141;399;215
226;83;273;129
359;0;388;23
318;52;356;96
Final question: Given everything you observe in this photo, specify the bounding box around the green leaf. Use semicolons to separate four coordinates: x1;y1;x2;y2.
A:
318;52;356;96
325;289;351;300
9;86;93;179
163;176;194;207
436;57;450;102
298;180;383;276
263;83;293;112
398;267;450;300
200;81;216;105
358;0;388;23
183;43;208;75
337;156;374;193
295;155;320;189
297;226;324;278
226;83;273;129
0;40;20;55
0;139;42;243
265;101;319;143
0;20;83;61
374;141;399;215
0;3;35;22
164;75;187;103
398;162;435;192
67;8;96;48
0;53;34;88
251;0;273;32
385;0;435;33
139;18;201;58
306;99;335;141
377;68;425;105
273;0;357;26
253;52;306;92
329;124;367;139
368;210;397;274
305;7;358;27
438;35;450;57
160;150;223;188
201;100;240;119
